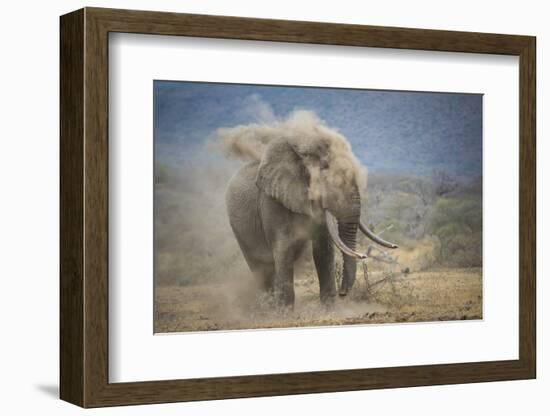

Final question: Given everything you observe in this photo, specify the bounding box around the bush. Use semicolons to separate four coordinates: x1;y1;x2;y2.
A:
363;174;482;269
427;197;482;267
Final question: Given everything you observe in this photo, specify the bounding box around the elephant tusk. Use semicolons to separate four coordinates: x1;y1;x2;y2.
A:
325;210;367;259
359;219;398;249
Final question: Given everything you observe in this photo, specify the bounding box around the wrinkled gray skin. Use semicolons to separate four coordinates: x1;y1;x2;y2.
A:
226;136;365;308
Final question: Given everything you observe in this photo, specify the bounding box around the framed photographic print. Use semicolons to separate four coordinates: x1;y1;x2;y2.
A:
60;7;536;407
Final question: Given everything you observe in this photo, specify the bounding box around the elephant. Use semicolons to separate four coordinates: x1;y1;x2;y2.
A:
225;120;397;308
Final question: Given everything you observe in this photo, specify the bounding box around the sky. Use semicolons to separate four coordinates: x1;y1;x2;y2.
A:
154;80;482;177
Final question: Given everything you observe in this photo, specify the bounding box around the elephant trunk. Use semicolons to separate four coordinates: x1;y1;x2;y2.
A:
326;185;400;296
325;186;399;296
337;191;361;296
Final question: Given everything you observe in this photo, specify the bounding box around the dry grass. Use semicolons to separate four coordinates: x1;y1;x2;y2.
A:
154;267;482;333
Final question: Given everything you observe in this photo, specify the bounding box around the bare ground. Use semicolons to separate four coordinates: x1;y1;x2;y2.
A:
154;267;482;333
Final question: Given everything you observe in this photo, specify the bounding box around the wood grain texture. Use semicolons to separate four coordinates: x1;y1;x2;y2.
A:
518;39;536;376
83;11;110;406
89;7;532;54
59;7;537;408
59;8;84;407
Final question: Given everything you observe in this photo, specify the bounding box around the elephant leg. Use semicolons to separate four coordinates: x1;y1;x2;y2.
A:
231;232;275;295
253;262;275;294
312;226;337;304
272;247;296;309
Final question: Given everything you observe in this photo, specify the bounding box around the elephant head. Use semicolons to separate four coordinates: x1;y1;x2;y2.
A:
255;121;397;296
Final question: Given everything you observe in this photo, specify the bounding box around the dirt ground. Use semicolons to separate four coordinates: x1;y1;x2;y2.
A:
154;267;482;333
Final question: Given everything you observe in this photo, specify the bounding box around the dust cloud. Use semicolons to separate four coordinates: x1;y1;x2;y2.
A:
219;110;368;203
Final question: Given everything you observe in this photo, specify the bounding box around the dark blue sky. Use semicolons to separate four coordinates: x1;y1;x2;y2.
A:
154;81;482;176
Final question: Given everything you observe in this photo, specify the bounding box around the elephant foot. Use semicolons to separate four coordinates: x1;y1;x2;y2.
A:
320;292;336;304
274;302;294;317
320;294;336;311
273;283;295;311
255;289;276;310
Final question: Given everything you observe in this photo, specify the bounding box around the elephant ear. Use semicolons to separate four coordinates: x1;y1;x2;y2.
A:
256;139;312;216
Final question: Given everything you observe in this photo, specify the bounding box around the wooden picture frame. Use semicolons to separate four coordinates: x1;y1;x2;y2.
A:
60;7;536;408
